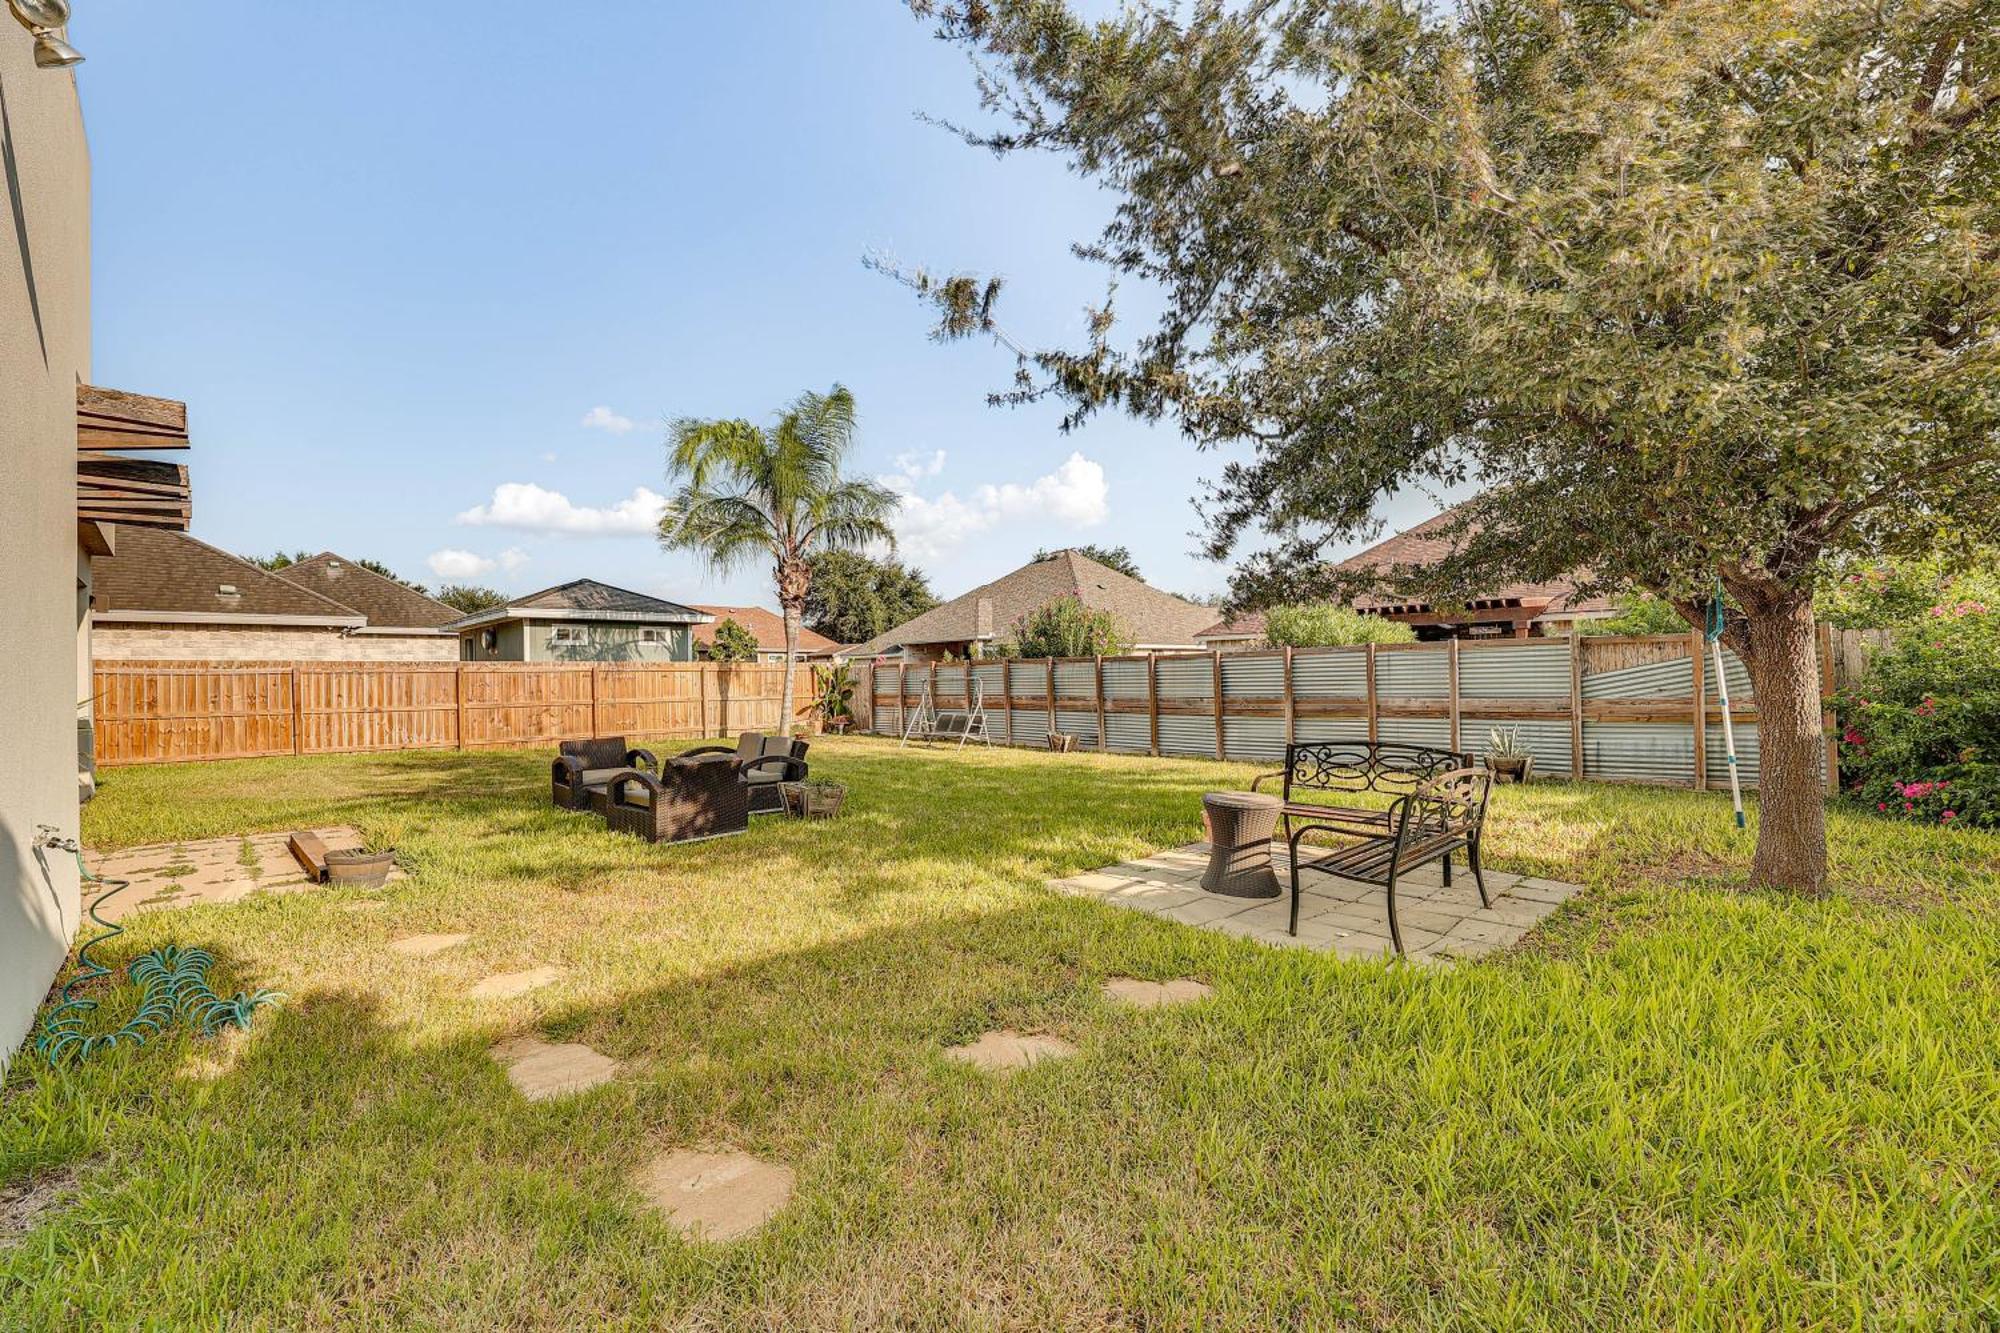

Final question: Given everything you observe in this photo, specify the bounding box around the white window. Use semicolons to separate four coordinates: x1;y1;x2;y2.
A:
639;628;665;643
549;626;587;645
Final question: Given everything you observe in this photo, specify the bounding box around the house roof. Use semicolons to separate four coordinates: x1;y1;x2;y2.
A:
1195;611;1265;642
92;527;364;626
845;549;1219;657
1332;505;1610;616
692;606;839;656
442;579;712;631
272;553;459;631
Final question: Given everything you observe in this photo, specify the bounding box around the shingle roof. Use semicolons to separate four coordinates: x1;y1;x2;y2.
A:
1195;611;1265;641
272;553;459;630
846;549;1218;657
1332;505;1609;615
503;579;708;619
93;527;364;623
692;606;839;655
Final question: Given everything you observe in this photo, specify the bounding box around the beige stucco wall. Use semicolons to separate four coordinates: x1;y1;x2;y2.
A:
94;623;461;662
0;45;90;1066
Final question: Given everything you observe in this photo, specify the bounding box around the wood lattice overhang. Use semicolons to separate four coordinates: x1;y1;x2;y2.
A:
77;384;192;538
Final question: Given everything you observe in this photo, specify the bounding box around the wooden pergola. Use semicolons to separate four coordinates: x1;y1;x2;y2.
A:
1357;595;1556;640
76;384;190;555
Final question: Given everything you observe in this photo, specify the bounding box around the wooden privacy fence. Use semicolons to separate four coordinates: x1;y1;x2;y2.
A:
91;661;815;767
862;629;1854;793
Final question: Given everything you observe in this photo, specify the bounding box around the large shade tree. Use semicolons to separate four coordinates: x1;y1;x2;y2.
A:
660;385;900;728
895;0;2000;891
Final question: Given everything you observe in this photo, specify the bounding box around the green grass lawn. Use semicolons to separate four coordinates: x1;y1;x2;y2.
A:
4;737;1996;1329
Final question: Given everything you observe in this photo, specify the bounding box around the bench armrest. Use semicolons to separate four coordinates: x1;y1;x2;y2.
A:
1249;769;1287;794
679;744;736;759
624;747;659;773
607;769;664;807
740;753;807;782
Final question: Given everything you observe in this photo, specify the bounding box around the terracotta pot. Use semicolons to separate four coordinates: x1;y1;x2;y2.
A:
324;848;395;888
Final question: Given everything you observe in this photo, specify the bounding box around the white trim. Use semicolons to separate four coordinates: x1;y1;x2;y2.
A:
347;625;453;637
92;610;365;629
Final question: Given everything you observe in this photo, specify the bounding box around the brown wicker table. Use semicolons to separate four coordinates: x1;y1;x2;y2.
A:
1200;791;1283;897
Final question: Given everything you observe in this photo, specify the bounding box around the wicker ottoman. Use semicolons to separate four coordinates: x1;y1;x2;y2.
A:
1201;791;1282;898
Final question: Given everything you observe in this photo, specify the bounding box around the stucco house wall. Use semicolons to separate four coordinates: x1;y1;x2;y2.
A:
0;43;91;1066
459;620;693;662
95;623;459;662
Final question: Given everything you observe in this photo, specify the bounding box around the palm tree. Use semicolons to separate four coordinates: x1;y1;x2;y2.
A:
660;384;898;730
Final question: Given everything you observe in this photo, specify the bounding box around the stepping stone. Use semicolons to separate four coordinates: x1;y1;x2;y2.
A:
467;966;564;1000
388;932;470;957
943;1028;1076;1073
632;1149;794;1242
1102;977;1215;1009
489;1036;618;1100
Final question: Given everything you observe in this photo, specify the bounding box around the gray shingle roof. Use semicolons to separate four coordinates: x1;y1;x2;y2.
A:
507;579;708;618
272;553;460;630
92;527;363;623
846;549;1217;657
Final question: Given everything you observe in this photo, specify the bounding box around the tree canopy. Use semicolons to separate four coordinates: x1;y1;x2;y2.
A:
803;549;939;645
705;617;761;662
893;0;2000;892
432;584;507;615
1034;544;1143;581
1262;604;1416;648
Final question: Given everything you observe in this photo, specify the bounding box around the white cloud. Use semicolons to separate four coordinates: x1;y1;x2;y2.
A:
539;451;558;463
427;548;497;579
456;482;667;536
580;405;637;435
890;451;1109;559
498;547;531;572
892;448;948;480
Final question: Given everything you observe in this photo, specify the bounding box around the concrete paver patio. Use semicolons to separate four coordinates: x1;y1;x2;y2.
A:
83;826;400;922
1051;842;1579;961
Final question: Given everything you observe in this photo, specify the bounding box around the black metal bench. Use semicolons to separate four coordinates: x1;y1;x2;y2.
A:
1252;740;1468;843
1283;767;1493;952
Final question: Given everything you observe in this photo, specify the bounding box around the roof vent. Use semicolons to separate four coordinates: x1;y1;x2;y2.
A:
217;583;239;596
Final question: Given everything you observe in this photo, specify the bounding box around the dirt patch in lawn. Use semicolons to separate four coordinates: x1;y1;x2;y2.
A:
1;1161;90;1249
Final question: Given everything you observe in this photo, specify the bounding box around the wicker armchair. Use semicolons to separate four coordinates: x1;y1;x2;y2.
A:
602;758;750;844
551;736;659;812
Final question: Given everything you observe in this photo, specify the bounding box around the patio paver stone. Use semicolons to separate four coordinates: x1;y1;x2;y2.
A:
632;1149;795;1242
467;966;564;1000
944;1029;1076;1072
1103;977;1215;1008
489;1036;618;1100
388;933;470;957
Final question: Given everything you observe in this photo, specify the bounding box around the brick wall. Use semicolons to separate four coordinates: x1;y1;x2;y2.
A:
94;623;459;662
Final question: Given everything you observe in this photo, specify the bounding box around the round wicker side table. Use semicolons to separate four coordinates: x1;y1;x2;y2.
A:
1200;791;1283;898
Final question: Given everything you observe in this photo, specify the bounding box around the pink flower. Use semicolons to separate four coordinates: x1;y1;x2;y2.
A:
1941;811;1956;821
1877;802;1887;811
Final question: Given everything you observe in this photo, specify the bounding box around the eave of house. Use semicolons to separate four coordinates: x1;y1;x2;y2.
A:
92;610;366;629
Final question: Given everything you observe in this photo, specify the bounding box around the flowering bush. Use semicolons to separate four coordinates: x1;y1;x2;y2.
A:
1836;596;2000;829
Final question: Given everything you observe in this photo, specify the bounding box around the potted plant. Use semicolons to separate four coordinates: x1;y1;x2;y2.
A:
785;776;848;820
1483;725;1536;783
813;662;857;735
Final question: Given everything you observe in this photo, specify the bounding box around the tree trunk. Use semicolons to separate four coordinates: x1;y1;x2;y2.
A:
779;601;802;733
776;557;810;735
1732;587;1830;893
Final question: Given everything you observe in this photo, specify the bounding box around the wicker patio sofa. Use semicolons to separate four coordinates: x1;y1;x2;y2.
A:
551;736;659;812
602;756;751;844
679;732;810;815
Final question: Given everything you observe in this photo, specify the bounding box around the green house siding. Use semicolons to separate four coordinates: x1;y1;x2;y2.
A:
460;619;694;662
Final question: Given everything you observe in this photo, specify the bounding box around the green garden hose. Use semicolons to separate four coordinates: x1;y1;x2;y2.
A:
35;847;282;1066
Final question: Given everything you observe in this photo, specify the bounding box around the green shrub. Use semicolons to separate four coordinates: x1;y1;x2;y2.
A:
1261;603;1416;647
706;618;760;662
1575;593;1690;637
1837;601;2000;829
996;596;1132;658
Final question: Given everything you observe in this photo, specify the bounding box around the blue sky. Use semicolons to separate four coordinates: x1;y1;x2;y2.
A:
74;2;1436;610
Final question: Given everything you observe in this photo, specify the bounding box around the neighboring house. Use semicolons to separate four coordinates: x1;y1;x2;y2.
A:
91;530;460;662
843;549;1219;661
450;580;711;662
692;605;839;663
1193;612;1266;650
270;553;460;659
1332;504;1611;639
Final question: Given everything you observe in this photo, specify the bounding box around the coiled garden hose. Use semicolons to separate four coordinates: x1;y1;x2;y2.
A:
35;848;282;1066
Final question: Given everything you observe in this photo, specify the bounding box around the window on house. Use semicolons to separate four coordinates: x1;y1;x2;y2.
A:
550;626;586;645
638;628;665;643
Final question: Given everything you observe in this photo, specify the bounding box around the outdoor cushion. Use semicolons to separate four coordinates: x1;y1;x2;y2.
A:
578;767;628;787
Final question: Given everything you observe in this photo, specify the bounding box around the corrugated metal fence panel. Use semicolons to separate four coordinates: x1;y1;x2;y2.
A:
1460;642;1571;699
1584;655;1693;700
1376;717;1452;750
1376;648;1448;699
1010;708;1049;747
1157;713;1214;757
1462;717;1574;778
1105;712;1151;753
935;664;967;697
1715;649;1755;703
1290;648;1367;699
874;700;901;736
1055;709;1101;748
971;662;1005;706
1583;722;1695;785
1293;716;1370;744
1006;660;1048;701
1102;657;1148;699
1054;661;1096;696
1220;653;1284;698
1223;716;1287;763
1155;656;1213;700
1703;723;1814;790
